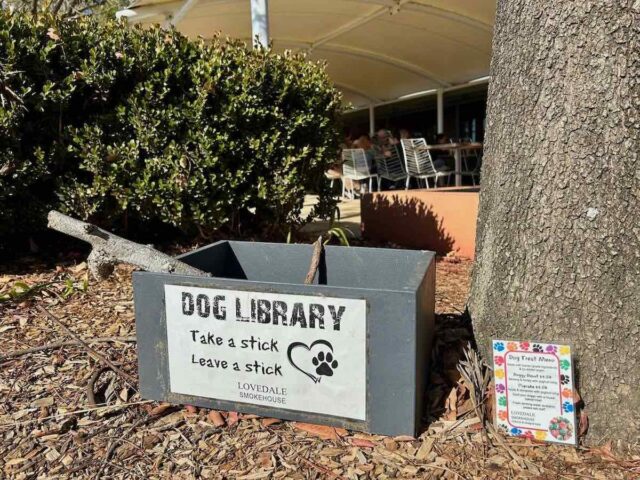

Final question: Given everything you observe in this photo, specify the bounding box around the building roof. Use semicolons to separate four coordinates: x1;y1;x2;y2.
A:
120;0;496;108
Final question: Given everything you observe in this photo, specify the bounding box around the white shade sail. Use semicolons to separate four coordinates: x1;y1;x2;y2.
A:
120;0;496;108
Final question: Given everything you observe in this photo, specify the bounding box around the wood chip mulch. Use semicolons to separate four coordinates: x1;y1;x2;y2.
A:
1;254;638;479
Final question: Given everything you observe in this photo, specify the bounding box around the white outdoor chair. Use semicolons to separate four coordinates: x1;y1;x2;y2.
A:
341;149;377;198
374;144;407;191
400;138;453;189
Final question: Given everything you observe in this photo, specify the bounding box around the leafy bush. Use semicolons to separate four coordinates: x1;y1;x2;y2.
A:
0;13;341;244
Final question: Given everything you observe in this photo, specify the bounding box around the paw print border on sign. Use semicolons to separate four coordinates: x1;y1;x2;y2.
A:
492;339;576;445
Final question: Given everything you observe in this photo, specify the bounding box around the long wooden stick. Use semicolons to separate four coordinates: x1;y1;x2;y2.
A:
0;336;136;363
304;236;324;285
37;306;137;386
47;210;208;280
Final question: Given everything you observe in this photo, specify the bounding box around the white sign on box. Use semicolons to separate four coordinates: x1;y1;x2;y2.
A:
492;340;576;445
164;285;367;420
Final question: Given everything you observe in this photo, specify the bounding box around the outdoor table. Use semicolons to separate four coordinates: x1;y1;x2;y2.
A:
425;142;483;186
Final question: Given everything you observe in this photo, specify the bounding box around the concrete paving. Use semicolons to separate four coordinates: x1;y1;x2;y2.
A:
300;195;361;239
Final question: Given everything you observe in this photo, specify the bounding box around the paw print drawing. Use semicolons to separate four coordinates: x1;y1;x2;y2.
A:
287;340;339;384
562;401;574;413
313;351;339;377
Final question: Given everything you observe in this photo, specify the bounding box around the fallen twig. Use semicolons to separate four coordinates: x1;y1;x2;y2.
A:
37;305;136;387
86;366;111;407
266;428;347;480
0;400;154;428
486;422;529;471
0;336;136;363
299;456;345;479
94;415;156;480
93;404;184;478
63;458;98;476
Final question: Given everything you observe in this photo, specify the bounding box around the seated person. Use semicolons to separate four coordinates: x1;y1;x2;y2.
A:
347;133;377;193
431;133;454;170
373;128;394;156
398;128;411;140
340;129;354;150
353;133;376;167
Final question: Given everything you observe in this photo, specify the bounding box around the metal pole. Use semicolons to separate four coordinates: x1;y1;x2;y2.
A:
436;89;444;134
250;0;269;48
369;104;375;137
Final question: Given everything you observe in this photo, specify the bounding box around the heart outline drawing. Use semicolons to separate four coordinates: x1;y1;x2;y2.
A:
287;339;333;384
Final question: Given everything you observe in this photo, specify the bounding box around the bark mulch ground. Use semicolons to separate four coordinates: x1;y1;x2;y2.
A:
1;254;638;479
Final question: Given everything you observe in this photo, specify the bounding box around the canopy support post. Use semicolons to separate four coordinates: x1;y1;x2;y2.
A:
163;0;199;28
436;89;444;134
251;0;270;48
369;104;375;137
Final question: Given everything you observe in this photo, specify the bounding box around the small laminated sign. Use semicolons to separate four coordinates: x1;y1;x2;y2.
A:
492;340;576;445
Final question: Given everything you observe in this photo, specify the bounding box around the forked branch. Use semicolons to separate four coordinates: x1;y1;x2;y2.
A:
47;210;208;280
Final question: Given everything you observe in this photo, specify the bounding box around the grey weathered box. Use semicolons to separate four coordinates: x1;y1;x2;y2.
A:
133;241;435;436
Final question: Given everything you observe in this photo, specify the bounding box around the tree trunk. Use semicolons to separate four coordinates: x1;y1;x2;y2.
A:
468;0;639;445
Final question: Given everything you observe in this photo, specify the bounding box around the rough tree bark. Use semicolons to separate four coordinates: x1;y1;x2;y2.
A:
468;0;639;444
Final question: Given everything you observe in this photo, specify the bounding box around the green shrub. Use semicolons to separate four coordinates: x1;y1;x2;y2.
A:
0;13;341;244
